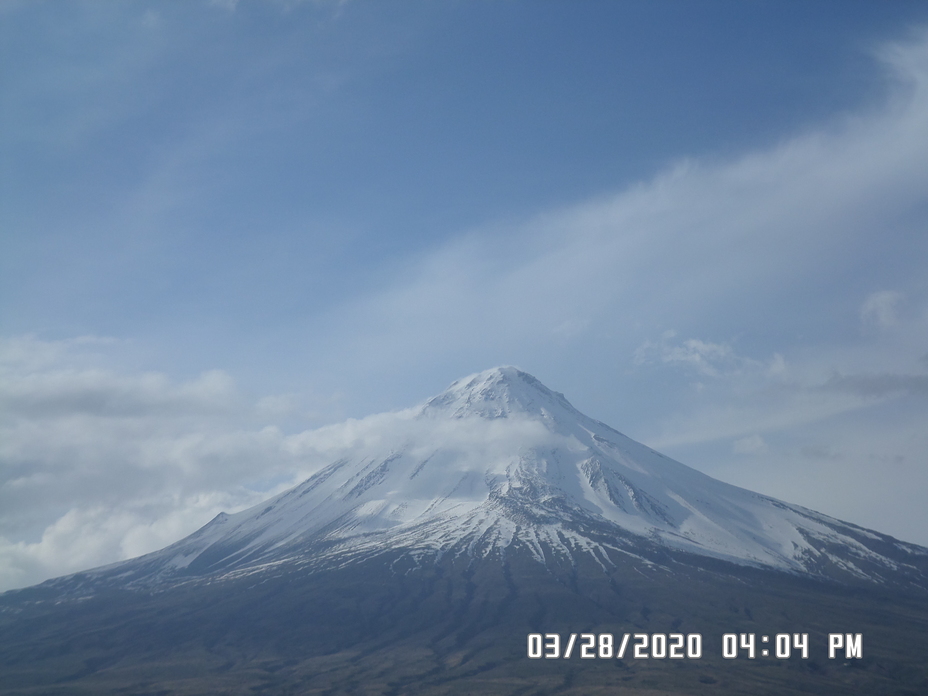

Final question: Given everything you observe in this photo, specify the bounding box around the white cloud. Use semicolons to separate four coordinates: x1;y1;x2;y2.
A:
0;337;322;591
0;495;238;592
634;332;763;378
0;367;239;418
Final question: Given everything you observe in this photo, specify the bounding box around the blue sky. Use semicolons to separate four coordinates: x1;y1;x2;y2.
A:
2;0;928;591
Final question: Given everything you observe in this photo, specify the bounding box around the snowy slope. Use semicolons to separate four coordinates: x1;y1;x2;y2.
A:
54;367;928;591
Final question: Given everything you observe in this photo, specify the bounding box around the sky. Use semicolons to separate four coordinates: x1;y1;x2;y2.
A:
2;0;928;592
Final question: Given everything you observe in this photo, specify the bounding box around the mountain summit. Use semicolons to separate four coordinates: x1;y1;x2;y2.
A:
49;367;928;595
419;366;577;420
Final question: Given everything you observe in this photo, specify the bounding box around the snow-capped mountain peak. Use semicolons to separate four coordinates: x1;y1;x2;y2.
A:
50;368;928;593
419;366;575;421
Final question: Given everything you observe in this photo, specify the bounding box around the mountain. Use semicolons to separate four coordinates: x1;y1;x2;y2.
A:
2;367;928;696
45;366;928;594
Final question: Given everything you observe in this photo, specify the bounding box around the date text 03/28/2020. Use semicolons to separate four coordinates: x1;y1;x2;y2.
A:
526;633;863;660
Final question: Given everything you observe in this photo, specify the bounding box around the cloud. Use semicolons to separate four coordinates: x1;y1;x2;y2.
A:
706;402;928;548
821;371;928;397
283;407;559;470
0;367;239;419
732;434;768;456
0;337;321;591
207;0;346;12
800;444;839;460
861;290;904;330
141;9;161;28
300;28;928;414
0;496;237;593
634;331;763;379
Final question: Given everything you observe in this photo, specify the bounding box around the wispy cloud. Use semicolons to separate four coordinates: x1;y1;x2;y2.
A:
732;434;768;456
634;331;763;379
302;29;928;413
861;290;904;330
822;371;928;397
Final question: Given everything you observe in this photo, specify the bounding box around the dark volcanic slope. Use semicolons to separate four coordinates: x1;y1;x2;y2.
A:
2;545;927;696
